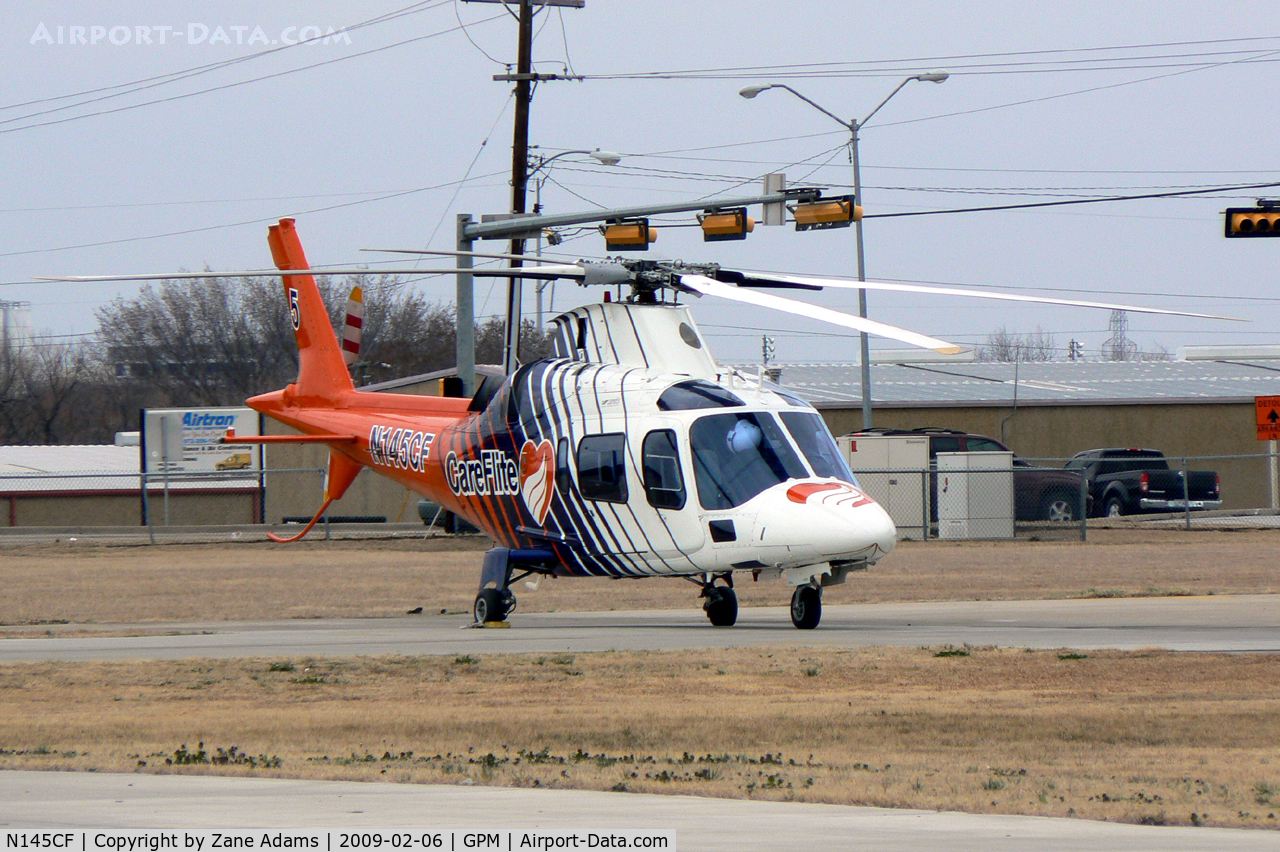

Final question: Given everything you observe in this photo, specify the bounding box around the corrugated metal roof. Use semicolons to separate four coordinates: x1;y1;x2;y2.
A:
0;445;138;476
0;445;139;493
763;359;1280;405
0;445;252;492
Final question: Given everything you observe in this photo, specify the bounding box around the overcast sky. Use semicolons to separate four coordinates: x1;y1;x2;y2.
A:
3;1;1278;365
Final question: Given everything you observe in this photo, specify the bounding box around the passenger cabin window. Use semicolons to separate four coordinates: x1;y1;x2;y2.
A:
577;433;628;503
642;429;686;510
689;412;806;510
780;411;857;484
657;380;744;411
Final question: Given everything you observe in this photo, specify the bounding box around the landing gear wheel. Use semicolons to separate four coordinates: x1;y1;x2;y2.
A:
473;588;512;623
703;586;738;627
790;585;822;630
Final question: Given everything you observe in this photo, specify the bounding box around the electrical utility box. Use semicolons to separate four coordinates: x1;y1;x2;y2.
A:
836;434;930;539
936;451;1015;540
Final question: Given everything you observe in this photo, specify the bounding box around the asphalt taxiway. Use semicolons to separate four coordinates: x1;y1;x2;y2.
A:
2;594;1276;663
3;771;1277;852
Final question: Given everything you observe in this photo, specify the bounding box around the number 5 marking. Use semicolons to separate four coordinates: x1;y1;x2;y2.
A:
288;287;300;330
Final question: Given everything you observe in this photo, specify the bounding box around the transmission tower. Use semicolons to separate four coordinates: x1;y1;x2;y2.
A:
1101;310;1138;361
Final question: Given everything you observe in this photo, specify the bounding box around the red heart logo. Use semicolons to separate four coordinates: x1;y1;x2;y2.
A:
519;440;556;525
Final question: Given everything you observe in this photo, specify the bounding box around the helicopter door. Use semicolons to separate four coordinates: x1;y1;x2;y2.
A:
640;426;705;559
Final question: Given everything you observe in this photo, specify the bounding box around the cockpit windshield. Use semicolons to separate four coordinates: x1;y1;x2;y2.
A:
780;411;858;485
689;412;807;510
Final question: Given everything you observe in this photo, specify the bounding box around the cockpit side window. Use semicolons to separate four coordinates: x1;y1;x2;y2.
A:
780;411;858;485
689;412;807;510
657;380;744;411
577;433;628;503
642;429;686;510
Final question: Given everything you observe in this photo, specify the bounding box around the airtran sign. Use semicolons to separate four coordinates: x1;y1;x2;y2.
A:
142;407;261;475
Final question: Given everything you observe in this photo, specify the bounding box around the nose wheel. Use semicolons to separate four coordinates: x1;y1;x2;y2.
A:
790;585;822;630
698;574;738;627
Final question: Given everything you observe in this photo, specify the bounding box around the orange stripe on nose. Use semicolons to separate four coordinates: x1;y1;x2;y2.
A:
787;482;846;503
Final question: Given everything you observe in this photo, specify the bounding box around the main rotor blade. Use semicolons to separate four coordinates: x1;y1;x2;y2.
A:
717;270;1245;322
678;273;967;355
38;265;589;283
362;248;581;265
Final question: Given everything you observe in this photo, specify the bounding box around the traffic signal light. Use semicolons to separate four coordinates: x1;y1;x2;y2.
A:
699;207;755;242
1225;207;1280;237
793;196;863;231
603;219;656;251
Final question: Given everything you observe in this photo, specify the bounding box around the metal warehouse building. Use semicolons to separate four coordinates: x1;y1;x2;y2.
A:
782;348;1280;510
3;353;1278;526
0;444;257;527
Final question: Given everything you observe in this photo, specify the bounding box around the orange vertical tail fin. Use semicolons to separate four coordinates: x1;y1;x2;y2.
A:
267;218;353;402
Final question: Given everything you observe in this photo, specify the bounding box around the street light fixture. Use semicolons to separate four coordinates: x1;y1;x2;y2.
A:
740;72;949;428
527;148;623;330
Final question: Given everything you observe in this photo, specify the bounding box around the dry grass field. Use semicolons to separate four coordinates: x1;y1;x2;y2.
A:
0;647;1276;830
1;529;1277;831
1;527;1278;626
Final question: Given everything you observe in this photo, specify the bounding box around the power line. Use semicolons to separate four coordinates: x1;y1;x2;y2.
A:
0;170;508;261
0;187;480;214
628;150;1280;177
0;11;504;136
878;47;1280;129
863;180;1280;219
578;36;1280;80
1;2;451;121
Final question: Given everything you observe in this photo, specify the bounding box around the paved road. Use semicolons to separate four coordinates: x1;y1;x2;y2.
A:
2;595;1276;662
2;772;1275;852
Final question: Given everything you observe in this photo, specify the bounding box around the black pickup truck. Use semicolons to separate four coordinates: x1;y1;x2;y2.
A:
849;428;1088;521
1066;448;1221;517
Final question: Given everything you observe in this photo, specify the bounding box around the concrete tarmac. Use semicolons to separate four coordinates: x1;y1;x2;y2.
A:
2;595;1276;663
2;772;1277;852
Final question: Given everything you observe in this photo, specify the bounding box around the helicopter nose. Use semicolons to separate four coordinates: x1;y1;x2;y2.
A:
772;480;897;562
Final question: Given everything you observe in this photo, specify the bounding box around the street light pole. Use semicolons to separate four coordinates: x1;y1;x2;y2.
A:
848;119;872;429
527;148;622;332
740;73;948;429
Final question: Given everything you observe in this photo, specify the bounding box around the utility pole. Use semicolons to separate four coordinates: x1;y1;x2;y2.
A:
464;0;584;375
504;0;535;376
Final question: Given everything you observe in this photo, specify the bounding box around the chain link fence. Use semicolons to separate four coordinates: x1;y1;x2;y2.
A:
851;465;1088;542
851;451;1280;540
0;467;467;545
5;453;1280;544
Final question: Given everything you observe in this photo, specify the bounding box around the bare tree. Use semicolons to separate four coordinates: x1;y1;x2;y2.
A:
21;342;92;444
976;326;1057;362
1139;341;1173;362
95;274;554;404
347;278;457;385
475;317;553;367
0;340;94;444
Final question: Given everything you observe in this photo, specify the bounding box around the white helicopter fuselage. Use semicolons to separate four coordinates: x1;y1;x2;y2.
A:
459;300;897;589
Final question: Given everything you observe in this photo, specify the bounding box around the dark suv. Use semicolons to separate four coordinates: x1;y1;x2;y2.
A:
846;428;1087;522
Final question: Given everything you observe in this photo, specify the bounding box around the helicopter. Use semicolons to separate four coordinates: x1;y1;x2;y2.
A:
50;217;1238;629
